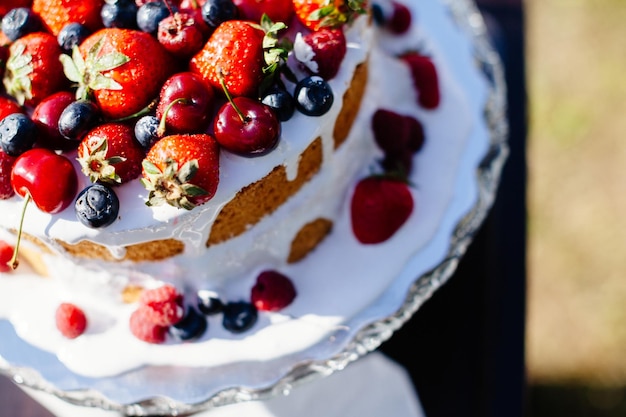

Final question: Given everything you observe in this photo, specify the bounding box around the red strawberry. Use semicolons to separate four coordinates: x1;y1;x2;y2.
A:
32;0;104;36
372;109;424;174
189;20;266;98
233;0;294;25
0;150;17;199
400;53;440;109
129;308;168;343
63;28;174;120
292;0;365;31
77;123;144;185
0;240;14;272
3;32;66;107
138;284;184;326
0;1;33;18
142;133;220;209
350;176;414;244
294;28;346;80
0;96;23;121
251;270;297;311
55;303;88;339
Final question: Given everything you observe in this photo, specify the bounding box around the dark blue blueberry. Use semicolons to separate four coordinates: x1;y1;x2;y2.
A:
1;8;41;42
134;115;161;150
57;23;91;53
75;184;120;228
201;0;238;28
197;290;224;316
222;301;257;333
294;76;334;117
0;113;37;156
261;86;295;122
58;100;101;141
169;307;208;341
371;3;386;26
137;1;172;34
101;0;139;29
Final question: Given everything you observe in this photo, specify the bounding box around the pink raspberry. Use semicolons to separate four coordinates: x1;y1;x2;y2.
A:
129;308;168;344
138;284;184;326
55;303;88;339
251;270;297;312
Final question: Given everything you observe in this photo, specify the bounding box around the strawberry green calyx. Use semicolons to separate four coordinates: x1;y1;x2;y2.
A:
60;36;130;101
259;15;290;75
309;0;367;28
78;137;126;184
3;43;33;106
141;158;208;210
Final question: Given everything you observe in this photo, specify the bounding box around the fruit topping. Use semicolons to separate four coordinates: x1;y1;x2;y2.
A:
169;306;208;341
101;0;140;29
134;115;163;149
33;0;104;36
58;100;101;142
1;7;42;42
138;284;184;326
157;11;205;58
350;176;414;244
57;22;92;53
371;108;424;175
31;91;77;151
222;300;258;333
372;0;411;34
250;270;296;311
201;0;238;29
400;52;440;109
0;150;16;199
233;0;294;24
292;0;365;31
293;27;346;80
129;307;168;343
0;240;14;273
293;75;333;116
55;303;88;339
0;113;37;157
75;183;121;228
137;0;172;34
197;289;225;315
261;85;295;121
142;133;220;209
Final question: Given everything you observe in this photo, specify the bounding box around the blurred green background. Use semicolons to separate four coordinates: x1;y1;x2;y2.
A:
526;0;626;415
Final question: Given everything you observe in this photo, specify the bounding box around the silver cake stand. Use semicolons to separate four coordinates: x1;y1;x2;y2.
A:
0;0;508;414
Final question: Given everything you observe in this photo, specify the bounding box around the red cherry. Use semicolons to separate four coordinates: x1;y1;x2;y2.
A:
11;148;78;213
213;97;280;156
157;12;206;58
31;91;76;151
0;240;14;273
156;72;215;134
233;0;294;24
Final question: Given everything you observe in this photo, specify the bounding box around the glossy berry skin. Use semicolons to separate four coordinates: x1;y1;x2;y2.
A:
31;91;77;151
197;290;224;315
371;109;424;175
157;12;205;58
294;28;346;80
137;0;172;34
101;0;139;29
0;240;14;273
261;86;295;122
214;97;280;156
1;7;42;41
233;0;293;24
58;100;101;142
294;76;334;116
251;270;296;311
169;306;208;341
0;113;37;157
201;0;238;28
0;97;23;123
12;148;78;213
222;301;258;333
33;0;104;36
75;183;120;228
0;150;16;199
55;303;88;339
134;115;162;149
57;23;91;53
156;72;215;134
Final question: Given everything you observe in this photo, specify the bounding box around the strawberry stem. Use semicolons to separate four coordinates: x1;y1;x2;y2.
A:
9;192;31;270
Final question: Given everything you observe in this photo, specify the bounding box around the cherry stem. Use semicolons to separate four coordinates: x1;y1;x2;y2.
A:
159;97;190;135
9;192;31;270
218;70;247;124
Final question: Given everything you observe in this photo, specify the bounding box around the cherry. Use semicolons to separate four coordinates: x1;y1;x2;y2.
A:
0;240;14;273
233;0;294;24
213;97;280;156
157;12;205;58
156;72;215;134
31;91;77;151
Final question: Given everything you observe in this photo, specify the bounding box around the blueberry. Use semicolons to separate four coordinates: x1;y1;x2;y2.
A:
137;1;172;34
134;115;161;150
75;184;120;228
57;23;91;53
0;113;37;156
1;8;41;42
201;0;238;28
371;3;386;26
101;0;139;29
222;301;257;333
58;100;101;141
169;307;208;341
294;76;334;117
261;86;296;122
197;290;224;315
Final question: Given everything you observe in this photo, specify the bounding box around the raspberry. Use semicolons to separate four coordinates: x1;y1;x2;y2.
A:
0;240;14;273
129;308;168;344
401;53;441;109
250;270;297;312
55;303;88;339
372;109;425;175
294;29;347;80
138;284;184;326
388;1;412;34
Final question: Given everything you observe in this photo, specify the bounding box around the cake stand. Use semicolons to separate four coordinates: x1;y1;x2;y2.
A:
0;0;508;415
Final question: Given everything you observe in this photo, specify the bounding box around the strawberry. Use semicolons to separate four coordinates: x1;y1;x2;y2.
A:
372;108;424;174
251;270;297;311
292;0;365;31
0;96;23;121
293;28;346;80
350;176;414;244
55;303;88;339
0;150;16;199
77;123;145;185
141;133;220;209
400;53;440;109
0;1;33;18
189;20;267;98
32;0;104;36
233;0;294;25
3;32;66;107
62;28;174;120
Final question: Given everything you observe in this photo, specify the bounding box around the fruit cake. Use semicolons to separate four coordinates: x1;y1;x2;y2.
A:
0;0;478;383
